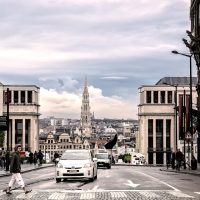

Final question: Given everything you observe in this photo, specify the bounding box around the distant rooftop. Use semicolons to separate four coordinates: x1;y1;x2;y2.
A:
156;77;197;86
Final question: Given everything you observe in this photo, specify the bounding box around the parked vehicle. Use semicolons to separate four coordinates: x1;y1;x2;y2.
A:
95;153;111;169
56;149;97;182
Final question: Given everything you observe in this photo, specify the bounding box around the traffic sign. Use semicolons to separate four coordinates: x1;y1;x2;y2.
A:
0;116;7;131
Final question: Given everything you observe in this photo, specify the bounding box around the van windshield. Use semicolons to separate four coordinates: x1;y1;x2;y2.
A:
96;154;109;159
61;151;90;160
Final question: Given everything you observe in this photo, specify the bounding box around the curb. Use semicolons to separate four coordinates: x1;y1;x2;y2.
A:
160;168;200;176
0;164;54;178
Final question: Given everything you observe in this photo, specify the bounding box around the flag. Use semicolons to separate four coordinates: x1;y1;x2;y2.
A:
104;134;118;149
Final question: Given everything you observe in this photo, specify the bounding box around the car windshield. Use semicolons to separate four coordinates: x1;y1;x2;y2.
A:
96;154;109;159
61;151;91;160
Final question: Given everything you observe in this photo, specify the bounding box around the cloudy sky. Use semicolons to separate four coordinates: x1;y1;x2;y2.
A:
0;0;192;119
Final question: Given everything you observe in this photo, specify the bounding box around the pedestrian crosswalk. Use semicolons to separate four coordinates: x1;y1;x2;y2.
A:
0;190;199;199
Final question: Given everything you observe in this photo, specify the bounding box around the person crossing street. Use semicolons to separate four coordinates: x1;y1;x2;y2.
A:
4;144;32;195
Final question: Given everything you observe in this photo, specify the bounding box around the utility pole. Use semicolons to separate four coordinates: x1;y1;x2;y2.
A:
5;88;10;171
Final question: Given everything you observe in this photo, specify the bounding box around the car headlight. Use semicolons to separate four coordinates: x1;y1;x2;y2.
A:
57;163;63;168
84;163;92;168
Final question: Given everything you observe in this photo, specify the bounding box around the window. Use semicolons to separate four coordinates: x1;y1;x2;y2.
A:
166;120;171;149
156;120;163;149
148;120;153;148
153;91;158;103
160;91;165;103
21;91;25;103
28;91;32;103
14;91;18;103
167;91;172;103
146;91;151;103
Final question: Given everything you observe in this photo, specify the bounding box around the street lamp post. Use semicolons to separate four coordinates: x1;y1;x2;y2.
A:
172;50;195;166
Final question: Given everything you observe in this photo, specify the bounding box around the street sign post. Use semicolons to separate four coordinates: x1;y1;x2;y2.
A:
0;116;7;131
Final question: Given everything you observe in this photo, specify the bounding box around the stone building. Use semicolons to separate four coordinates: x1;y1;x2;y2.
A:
39;131;90;160
0;82;40;152
138;77;197;165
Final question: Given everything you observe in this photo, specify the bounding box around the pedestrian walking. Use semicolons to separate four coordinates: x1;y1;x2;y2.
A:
37;150;44;166
53;152;59;166
175;149;183;170
4;144;31;194
171;151;176;169
29;151;33;164
33;151;38;165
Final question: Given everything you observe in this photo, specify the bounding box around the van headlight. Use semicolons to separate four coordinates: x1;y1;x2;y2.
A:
84;163;92;168
57;163;63;168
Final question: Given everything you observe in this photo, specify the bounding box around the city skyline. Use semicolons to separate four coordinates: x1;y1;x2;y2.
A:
0;0;192;119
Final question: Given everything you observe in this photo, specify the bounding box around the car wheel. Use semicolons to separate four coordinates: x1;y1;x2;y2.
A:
107;165;111;169
56;178;61;183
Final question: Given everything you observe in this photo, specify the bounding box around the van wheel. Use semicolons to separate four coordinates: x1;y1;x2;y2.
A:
56;178;61;183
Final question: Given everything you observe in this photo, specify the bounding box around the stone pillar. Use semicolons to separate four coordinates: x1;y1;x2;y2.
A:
11;91;14;104
25;91;28;104
18;91;21;104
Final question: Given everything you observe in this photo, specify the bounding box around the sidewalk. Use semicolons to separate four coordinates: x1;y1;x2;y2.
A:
160;163;200;176
0;163;54;177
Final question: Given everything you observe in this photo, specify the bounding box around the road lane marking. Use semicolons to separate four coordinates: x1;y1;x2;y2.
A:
124;180;140;188
16;191;37;199
135;171;180;191
139;191;160;198
80;192;95;199
169;191;194;198
110;192;127;198
194;192;200;194
48;192;65;199
92;185;99;191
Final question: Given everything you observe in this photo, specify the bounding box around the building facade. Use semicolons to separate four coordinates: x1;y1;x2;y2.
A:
138;77;197;165
0;83;40;152
39;132;90;160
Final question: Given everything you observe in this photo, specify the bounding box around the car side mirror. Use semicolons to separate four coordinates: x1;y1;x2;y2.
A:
93;158;97;162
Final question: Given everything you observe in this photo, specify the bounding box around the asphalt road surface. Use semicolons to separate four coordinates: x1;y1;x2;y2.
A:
0;166;199;199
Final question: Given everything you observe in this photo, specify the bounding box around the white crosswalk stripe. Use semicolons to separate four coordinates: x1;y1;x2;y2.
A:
48;192;65;200
16;191;37;199
80;192;95;199
139;191;160;198
169;191;195;198
110;192;127;198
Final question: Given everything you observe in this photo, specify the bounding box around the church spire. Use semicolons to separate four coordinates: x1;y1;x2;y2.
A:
80;76;92;137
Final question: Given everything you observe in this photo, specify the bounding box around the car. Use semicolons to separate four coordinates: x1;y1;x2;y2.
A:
55;149;98;182
95;153;111;169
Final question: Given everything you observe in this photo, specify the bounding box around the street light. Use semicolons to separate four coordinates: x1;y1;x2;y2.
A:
171;50;194;160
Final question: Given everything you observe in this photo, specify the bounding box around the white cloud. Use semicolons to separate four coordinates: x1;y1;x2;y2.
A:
40;85;137;119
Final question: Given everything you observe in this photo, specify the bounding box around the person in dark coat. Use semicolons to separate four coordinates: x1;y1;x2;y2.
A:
37;150;44;166
4;144;31;194
33;151;38;165
53;152;59;166
175;149;183;170
171;151;176;169
29;151;33;164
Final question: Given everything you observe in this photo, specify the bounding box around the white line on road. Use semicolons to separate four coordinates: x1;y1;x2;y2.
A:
92;185;99;191
48;192;65;199
110;192;127;198
169;191;194;198
16;191;38;199
80;192;95;199
135;171;180;191
124;180;140;188
139;191;160;198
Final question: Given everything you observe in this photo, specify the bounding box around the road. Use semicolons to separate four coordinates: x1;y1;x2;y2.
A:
0;165;199;199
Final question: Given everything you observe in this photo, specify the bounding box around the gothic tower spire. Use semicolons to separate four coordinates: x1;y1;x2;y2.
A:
80;76;92;137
